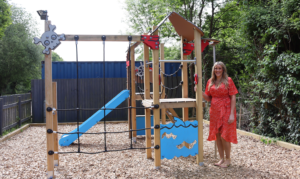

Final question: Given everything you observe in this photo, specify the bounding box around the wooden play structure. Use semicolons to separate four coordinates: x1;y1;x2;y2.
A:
37;11;220;178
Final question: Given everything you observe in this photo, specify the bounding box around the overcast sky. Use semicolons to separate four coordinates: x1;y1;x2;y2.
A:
9;0;132;62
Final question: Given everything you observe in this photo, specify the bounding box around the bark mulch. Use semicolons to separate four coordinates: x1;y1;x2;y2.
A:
0;123;299;178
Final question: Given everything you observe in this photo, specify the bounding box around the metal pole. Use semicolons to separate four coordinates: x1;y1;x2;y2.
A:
213;45;216;64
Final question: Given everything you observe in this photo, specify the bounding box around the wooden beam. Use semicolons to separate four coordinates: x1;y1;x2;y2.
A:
52;82;59;166
181;36;189;122
194;28;204;166
167;108;180;118
141;98;197;109
45;20;54;178
152;26;161;168
30;121;125;126
160;43;166;124
61;35;141;42
160;101;195;109
166;111;176;123
143;33;152;159
130;46;137;141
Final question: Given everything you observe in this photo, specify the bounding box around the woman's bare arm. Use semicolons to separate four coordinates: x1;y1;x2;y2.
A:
229;95;236;114
202;91;212;102
194;86;212;102
228;94;236;124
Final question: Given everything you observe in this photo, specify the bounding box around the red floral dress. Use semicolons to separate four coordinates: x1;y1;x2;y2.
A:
205;77;238;144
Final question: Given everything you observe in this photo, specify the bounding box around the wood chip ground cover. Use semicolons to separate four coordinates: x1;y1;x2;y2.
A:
0;123;299;178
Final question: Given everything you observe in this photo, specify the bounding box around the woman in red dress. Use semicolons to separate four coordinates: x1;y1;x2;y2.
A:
195;61;238;168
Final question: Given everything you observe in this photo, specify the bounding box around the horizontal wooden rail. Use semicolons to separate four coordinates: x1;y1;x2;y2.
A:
203;119;300;151
3;99;31;109
2;116;31;131
60;35;141;42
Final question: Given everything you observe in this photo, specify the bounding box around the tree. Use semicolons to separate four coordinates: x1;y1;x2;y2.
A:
52;52;64;61
237;0;300;144
0;0;11;39
0;5;43;95
124;0;208;41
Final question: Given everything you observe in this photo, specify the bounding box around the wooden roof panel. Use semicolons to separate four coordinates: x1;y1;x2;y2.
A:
168;12;204;41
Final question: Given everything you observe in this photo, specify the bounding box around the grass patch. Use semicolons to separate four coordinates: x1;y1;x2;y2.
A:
1;118;32;136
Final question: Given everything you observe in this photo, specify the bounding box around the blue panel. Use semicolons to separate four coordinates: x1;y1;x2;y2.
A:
136;116;154;135
160;117;198;159
41;61;181;79
59;90;130;146
164;63;181;77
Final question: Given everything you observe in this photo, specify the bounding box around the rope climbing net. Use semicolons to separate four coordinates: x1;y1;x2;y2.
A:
50;36;158;155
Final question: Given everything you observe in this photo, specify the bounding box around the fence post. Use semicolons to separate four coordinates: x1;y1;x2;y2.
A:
239;104;242;129
18;96;21;127
0;98;2;136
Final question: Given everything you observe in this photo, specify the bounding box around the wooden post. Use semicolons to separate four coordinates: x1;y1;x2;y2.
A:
212;44;217;158
194;28;204;166
127;61;131;139
181;37;189;149
144;33;152;159
18;96;21;127
0;98;3;136
152;26;161;168
130;46;137;142
45;20;54;178
52;82;59;166
160;43;166;124
181;36;189;121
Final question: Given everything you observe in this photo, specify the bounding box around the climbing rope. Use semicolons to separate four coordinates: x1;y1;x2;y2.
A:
52;35;156;155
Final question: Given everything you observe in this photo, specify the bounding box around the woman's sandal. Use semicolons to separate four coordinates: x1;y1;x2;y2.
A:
214;158;224;166
219;158;231;168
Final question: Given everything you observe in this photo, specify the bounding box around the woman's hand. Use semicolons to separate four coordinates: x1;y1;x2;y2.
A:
228;113;234;124
195;85;212;102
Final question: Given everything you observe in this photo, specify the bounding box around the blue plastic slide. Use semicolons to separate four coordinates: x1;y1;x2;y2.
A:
59;90;130;146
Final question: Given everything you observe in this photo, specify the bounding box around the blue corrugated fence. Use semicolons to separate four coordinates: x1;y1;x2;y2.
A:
42;61;182;79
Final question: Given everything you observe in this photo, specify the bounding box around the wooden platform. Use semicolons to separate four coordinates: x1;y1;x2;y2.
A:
142;98;204;109
135;92;161;100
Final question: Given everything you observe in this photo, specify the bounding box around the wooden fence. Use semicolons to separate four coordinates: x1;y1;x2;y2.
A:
31;77;181;123
0;93;32;136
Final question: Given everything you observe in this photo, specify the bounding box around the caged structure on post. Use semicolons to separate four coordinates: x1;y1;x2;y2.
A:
34;10;220;178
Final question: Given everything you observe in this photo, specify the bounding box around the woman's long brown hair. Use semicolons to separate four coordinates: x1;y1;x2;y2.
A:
208;61;229;91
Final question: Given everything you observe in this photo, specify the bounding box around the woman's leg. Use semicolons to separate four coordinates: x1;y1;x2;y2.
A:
215;133;225;165
220;137;231;167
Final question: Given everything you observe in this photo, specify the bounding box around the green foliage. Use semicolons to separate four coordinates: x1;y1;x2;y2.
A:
52;52;64;62
0;0;11;39
124;0;300;144
260;137;276;145
136;43;180;61
239;0;300;144
124;0;206;41
0;5;43;95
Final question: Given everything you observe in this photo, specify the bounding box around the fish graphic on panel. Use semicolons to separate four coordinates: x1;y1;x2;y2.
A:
160;117;198;159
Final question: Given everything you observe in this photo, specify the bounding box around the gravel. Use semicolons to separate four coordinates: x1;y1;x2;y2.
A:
0;123;299;179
